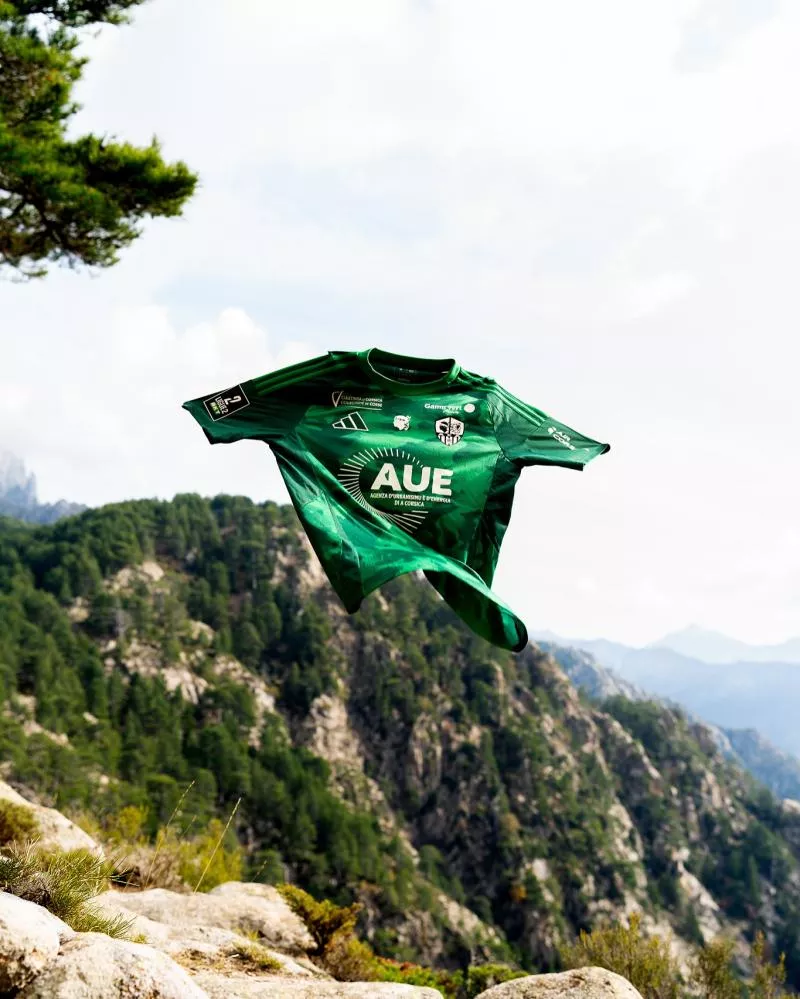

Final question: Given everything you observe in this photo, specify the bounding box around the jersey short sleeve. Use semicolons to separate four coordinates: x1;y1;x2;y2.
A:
490;384;610;470
182;354;329;445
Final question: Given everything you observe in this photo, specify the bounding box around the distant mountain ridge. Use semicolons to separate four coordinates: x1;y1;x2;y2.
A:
0;451;85;524
650;624;800;665
540;640;800;799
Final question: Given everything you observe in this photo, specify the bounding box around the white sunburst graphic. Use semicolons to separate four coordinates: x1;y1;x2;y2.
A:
337;447;428;535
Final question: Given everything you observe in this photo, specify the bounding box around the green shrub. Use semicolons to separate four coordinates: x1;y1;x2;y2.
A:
0;844;133;938
228;940;282;972
177;817;243;891
751;931;790;999
561;911;682;999
103;804;147;845
465;964;529;997
0;799;39;845
277;883;362;955
324;933;379;982
374;956;462;995
690;937;741;999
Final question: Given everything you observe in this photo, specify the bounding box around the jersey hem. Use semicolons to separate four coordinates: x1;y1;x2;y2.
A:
337;556;528;653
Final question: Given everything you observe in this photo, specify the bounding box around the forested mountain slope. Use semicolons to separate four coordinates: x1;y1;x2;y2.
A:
3;497;800;984
542;641;800;803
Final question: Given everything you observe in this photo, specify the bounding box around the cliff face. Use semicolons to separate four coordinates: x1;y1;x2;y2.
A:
545;639;800;804
1;496;800;983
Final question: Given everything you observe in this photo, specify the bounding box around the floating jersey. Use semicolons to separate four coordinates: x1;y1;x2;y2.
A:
183;349;609;651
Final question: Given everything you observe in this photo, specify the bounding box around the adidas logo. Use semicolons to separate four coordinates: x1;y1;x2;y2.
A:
332;411;369;431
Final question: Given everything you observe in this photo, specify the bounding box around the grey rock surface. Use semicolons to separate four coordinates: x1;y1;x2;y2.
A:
97;883;315;955
93;890;323;977
17;932;208;998
0;892;74;991
195;974;444;998
475;967;643;999
0;780;101;854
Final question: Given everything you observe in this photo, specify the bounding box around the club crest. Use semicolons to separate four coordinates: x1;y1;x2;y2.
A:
435;416;464;446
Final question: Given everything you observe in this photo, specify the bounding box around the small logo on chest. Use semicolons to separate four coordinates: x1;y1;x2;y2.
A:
435;416;464;446
332;412;369;431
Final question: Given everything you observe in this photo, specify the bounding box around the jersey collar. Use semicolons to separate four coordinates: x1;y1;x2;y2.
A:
356;348;461;394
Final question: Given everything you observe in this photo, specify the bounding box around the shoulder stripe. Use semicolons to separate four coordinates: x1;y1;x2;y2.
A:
248;353;350;395
457;368;495;391
491;385;548;427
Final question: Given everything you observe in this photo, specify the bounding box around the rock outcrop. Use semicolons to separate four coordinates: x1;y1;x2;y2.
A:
195;979;444;998
0;892;74;992
97;882;316;956
475;967;644;998
0;887;448;998
18;932;208;998
0;780;100;855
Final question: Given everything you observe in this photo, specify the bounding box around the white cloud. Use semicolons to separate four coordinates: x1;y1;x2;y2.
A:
0;295;316;505
3;0;799;645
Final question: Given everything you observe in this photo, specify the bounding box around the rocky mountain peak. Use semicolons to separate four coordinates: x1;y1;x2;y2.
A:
0;451;85;524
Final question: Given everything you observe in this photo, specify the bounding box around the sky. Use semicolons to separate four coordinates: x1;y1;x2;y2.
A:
2;0;799;646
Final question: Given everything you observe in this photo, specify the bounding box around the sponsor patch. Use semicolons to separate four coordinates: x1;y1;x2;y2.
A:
547;426;576;450
337;447;454;534
332;391;383;410
203;385;250;421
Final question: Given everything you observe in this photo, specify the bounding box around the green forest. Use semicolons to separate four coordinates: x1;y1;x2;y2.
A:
2;496;800;986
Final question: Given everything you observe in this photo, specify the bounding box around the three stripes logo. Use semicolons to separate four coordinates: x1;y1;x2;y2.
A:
332;411;369;431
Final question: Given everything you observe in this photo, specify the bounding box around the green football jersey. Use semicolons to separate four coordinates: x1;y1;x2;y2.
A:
183;348;609;652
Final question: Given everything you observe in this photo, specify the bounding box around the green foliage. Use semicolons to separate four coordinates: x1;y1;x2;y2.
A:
277;883;362;956
0;798;38;844
275;882;509;997
12;2;145;27
0;0;197;278
101;803;146;844
374;956;463;994
561;912;682;999
690;938;742;999
96;802;243;893
464;964;529;997
179;815;243;892
323;933;381;983
750;932;790;999
226;940;282;973
690;933;793;999
0;843;133;936
4;495;800;985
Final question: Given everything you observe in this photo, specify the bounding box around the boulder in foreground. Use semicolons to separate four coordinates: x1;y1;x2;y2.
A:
0;892;74;992
96;882;315;955
195;975;445;998
17;932;207;998
475;967;644;999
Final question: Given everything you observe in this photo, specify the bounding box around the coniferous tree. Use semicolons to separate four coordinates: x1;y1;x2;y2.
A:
0;0;197;278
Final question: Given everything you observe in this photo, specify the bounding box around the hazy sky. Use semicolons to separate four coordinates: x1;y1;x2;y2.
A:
2;0;799;646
